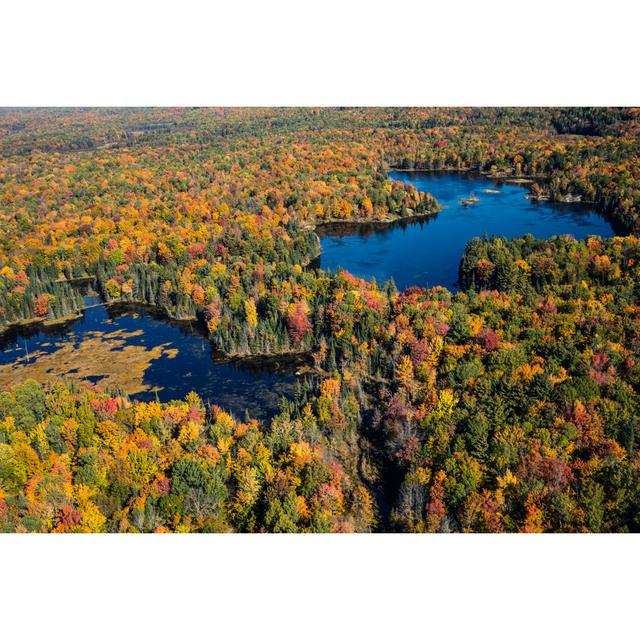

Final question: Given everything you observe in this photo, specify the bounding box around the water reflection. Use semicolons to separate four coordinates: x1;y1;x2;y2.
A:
318;171;618;290
0;299;303;422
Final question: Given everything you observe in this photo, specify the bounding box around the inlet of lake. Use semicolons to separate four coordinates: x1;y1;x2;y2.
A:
318;170;618;291
0;171;619;420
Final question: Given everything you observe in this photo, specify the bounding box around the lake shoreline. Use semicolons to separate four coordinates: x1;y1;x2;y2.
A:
390;165;546;185
213;349;313;373
312;206;440;234
0;297;315;379
0;298;309;421
317;169;617;291
389;167;633;220
0;311;84;342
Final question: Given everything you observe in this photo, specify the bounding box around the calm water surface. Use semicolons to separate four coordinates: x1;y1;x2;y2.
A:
318;171;617;290
0;300;301;421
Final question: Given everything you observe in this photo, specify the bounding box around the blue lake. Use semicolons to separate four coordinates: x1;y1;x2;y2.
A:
318;171;618;290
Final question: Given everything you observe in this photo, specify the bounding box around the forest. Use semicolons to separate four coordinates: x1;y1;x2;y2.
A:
0;107;639;532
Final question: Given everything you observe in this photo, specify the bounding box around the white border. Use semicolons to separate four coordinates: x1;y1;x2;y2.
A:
2;0;638;106
1;1;639;637
1;534;638;639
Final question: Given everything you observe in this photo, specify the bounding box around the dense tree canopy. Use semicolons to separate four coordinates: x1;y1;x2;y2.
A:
0;108;639;532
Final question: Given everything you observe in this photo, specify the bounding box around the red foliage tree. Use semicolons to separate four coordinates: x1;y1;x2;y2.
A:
287;302;310;346
33;295;49;317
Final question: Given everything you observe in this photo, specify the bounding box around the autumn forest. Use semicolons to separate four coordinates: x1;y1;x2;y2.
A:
1;107;639;532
